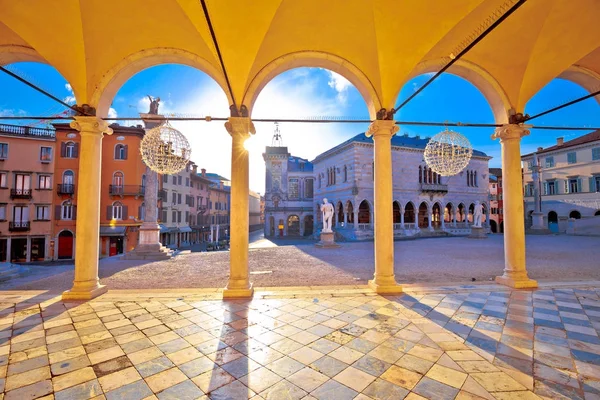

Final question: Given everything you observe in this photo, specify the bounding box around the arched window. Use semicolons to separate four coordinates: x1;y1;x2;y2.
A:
474;171;478;187
114;144;127;160
404;202;415;223
358;200;370;223
64;141;76;158
112;201;123;220
139;202;146;220
344;165;348;182
428;168;433;184
423;166;428;183
569;210;581;219
467;171;470;187
419;166;422;183
112;172;124;195
63;170;74;185
433;172;437;185
61;200;74;220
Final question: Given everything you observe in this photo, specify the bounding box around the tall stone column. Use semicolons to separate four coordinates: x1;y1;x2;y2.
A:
493;124;537;288
224;117;254;298
367;120;402;294
427;207;433;231
63;116;112;300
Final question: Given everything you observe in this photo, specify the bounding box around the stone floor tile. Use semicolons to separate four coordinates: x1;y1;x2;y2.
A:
352;354;391;377
98;366;142;393
7;354;48;376
333;365;376;392
52;366;97;392
49;346;86;365
287;367;329;392
5;365;50;391
266;356;305;378
470;371;527;392
328;346;363;364
289;347;324;365
190;366;235;394
413;376;460;400
362;378;410;400
425;364;468;389
137;356;175;379
367;345;403;364
311;379;358;400
144;366;187;393
407;344;444;363
209;380;255;400
155;380;204;400
3;379;52;400
380;365;422;390
105;379;154;400
221;356;262;379
178;356;215;378
395;354;434;375
207;347;243;366
259;379;306;400
88;346;125;365
239;366;282;393
54;379;103;400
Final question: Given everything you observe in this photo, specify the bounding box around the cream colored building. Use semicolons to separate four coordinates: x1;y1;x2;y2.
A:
249;191;261;232
160;162;193;247
522;131;600;233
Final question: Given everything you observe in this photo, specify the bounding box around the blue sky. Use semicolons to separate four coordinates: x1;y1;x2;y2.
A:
1;62;599;193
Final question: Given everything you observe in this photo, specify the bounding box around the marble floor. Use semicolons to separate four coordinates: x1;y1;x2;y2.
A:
0;284;600;399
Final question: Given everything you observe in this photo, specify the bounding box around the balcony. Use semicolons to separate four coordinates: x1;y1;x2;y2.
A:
9;221;30;232
57;184;75;195
109;185;145;197
420;183;448;193
197;205;208;214
10;189;32;199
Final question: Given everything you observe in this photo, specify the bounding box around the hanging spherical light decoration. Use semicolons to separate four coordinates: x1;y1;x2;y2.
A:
140;122;191;174
424;129;473;176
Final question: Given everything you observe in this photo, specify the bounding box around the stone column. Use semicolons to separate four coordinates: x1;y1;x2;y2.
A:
493;124;537;288
353;210;359;230
6;237;11;263
223;117;254;298
63;116;112;300
400;210;405;229
366;120;402;294
216;224;220;243
427;207;433;231
25;237;31;263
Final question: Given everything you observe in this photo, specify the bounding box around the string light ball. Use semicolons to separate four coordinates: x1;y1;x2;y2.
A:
140;122;191;174
424;129;473;176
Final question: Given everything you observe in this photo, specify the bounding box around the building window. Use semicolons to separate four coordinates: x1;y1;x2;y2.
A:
524;183;533;196
177;211;182;223
13;205;29;224
305;179;313;198
568;178;580;193
163;174;168;183
15;174;31;192
62;141;77;158
114;144;127;160
61;201;74;220
178;193;182;204
0;204;6;220
545;156;555;168
40;147;52;163
186;178;190;187
0;172;7;188
112;201;123;220
172;192;176;204
567;152;577;164
178;176;182;185
161;209;167;223
593;147;600;161
38;175;51;190
36;205;50;221
172;176;177;185
592;176;600;193
546;180;556;195
172;210;177;222
527;161;532;171
0;143;7;159
289;179;299;200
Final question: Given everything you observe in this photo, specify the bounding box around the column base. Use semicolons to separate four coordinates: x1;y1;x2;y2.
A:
368;279;403;294
223;283;254;299
62;285;108;301
495;275;538;289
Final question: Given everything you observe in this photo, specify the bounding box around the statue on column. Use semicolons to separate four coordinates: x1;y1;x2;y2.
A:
320;198;334;233
147;95;161;115
473;201;483;228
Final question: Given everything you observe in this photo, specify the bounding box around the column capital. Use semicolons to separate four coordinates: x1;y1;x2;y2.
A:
225;117;256;139
365;120;399;138
70;116;113;135
491;123;531;141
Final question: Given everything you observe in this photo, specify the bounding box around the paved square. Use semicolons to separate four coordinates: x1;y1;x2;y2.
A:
1;284;600;399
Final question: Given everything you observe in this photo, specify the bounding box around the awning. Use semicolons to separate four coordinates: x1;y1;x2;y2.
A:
99;226;127;237
159;224;169;234
179;226;193;233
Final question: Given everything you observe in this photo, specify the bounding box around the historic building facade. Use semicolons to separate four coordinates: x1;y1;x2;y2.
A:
488;167;504;233
264;132;491;239
263;146;314;237
522;131;600;233
160;162;194;247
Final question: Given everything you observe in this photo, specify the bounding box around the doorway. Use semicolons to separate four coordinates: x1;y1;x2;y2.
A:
58;231;74;259
109;237;124;256
548;211;558;233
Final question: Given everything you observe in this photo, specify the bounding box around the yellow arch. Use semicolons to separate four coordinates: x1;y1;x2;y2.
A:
401;59;513;124
91;48;232;118
557;65;600;105
243;51;382;120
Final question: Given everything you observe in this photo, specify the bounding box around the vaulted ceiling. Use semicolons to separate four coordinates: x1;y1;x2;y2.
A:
0;0;599;121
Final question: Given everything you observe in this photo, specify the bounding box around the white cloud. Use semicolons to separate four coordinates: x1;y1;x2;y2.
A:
326;71;352;104
108;107;118;119
63;82;76;104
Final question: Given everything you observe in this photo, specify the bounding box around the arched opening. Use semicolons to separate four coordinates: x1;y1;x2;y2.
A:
393;201;401;224
112;171;124;195
490;220;498;233
444;203;453;223
278;219;284;237
527;210;534;228
337;201;344;226
61;200;75;221
287;215;300;236
346;201;354;224
468;203;475;223
404;202;415;224
432;203;441;229
499;221;504;233
595;210;600;216
548;211;559;233
358;200;370;224
304;215;314;236
457;203;466;223
112;201;124;220
57;230;74;260
569;211;581;219
418;202;429;229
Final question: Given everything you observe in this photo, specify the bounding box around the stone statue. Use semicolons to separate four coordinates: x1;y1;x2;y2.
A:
147;95;161;115
473;201;483;228
320;198;334;233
